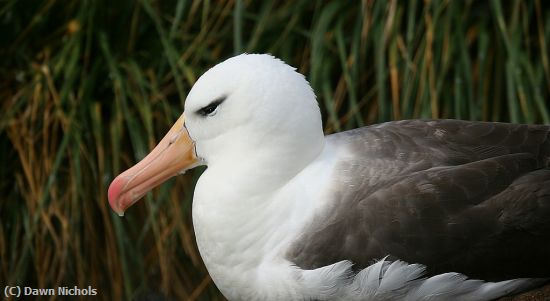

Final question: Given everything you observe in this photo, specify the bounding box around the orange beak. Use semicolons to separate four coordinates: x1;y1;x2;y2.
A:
108;115;198;216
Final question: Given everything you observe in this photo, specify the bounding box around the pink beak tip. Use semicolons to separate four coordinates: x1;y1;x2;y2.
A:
108;176;126;217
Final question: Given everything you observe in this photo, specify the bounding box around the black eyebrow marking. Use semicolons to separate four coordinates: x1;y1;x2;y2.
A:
195;96;227;116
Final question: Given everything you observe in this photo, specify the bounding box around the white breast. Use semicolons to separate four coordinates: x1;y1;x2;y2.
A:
191;143;340;300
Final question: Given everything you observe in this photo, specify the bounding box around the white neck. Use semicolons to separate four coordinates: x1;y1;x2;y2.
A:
191;140;338;299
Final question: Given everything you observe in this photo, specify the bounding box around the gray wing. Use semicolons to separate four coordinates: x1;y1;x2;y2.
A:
287;119;550;281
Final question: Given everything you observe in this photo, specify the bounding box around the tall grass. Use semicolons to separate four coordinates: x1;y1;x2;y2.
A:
0;1;549;300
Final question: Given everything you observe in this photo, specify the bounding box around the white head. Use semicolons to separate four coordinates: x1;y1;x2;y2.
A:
108;54;325;214
185;54;324;168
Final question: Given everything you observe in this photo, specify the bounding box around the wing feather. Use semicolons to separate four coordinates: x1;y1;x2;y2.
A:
287;120;550;280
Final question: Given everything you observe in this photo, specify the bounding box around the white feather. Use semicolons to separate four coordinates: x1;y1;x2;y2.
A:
299;258;541;301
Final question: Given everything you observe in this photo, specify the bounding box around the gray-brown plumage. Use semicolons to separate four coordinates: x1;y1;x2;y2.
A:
287;119;550;281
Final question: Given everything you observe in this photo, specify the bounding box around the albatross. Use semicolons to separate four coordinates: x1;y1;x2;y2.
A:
108;54;550;301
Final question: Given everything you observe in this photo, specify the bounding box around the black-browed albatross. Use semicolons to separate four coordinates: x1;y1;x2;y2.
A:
108;54;550;301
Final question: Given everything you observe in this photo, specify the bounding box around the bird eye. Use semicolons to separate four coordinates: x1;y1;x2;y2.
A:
196;96;226;117
199;103;218;116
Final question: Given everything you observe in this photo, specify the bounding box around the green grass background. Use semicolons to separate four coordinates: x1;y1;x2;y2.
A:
1;0;549;300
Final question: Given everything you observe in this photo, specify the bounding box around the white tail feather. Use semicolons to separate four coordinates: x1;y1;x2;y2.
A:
299;258;545;301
